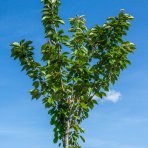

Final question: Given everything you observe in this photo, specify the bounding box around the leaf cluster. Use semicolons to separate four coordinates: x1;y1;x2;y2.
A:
11;0;135;147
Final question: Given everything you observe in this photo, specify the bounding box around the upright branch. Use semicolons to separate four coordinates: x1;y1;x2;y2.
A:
10;1;135;148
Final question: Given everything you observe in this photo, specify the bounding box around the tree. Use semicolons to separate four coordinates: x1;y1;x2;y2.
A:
10;0;135;148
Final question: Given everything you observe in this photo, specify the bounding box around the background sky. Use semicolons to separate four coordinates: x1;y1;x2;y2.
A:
0;0;148;148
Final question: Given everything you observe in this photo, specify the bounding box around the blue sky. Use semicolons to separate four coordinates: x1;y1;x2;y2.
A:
0;0;148;148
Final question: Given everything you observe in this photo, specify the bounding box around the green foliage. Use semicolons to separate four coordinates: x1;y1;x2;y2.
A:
10;0;135;147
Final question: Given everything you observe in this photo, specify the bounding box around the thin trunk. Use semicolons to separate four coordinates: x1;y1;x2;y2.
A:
64;120;70;148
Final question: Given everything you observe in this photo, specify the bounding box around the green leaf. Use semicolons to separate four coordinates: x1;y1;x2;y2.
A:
80;102;87;109
92;99;98;105
51;0;56;3
11;42;20;47
50;115;56;125
80;136;85;143
45;74;50;79
58;19;65;24
62;52;69;55
33;81;39;88
101;92;107;97
48;98;53;104
58;143;61;147
95;93;101;98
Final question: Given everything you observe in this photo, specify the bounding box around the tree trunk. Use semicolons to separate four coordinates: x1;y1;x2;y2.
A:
64;120;70;148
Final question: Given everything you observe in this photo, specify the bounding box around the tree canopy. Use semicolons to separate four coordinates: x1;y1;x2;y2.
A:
11;0;135;147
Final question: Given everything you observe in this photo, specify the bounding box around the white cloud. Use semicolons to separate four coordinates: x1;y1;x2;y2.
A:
105;90;121;103
93;90;121;103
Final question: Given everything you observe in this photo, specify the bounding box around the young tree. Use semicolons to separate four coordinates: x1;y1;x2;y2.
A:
11;0;135;147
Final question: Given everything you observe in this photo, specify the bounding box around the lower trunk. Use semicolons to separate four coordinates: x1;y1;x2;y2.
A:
64;120;70;148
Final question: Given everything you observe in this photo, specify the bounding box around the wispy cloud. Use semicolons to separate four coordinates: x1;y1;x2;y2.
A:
93;90;121;103
84;137;147;148
104;90;121;103
122;117;148;124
